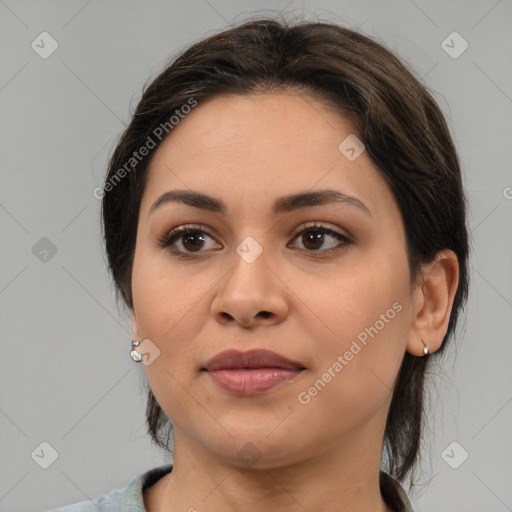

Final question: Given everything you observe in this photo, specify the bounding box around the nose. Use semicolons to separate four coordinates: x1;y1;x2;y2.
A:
211;246;289;329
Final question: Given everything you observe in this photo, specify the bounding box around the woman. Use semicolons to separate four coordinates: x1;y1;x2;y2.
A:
52;16;468;512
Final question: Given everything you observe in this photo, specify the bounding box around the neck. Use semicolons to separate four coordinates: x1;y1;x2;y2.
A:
145;425;394;512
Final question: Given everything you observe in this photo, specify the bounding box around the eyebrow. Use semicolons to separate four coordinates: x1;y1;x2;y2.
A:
149;189;371;216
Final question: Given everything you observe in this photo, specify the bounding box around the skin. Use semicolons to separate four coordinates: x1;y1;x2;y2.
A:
129;91;459;511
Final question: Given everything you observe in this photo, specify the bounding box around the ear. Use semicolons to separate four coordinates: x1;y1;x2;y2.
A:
129;309;141;341
407;249;459;356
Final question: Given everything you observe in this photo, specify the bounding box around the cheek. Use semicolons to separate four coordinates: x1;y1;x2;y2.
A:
293;279;408;446
290;248;411;412
131;245;208;338
294;247;410;352
130;249;222;398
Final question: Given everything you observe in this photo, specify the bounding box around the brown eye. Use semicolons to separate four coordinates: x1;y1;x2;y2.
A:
289;223;352;254
157;225;220;255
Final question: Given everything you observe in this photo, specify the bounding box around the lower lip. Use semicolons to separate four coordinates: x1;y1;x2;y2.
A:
206;368;303;395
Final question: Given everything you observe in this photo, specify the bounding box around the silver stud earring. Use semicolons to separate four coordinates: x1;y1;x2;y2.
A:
130;340;142;363
421;338;430;356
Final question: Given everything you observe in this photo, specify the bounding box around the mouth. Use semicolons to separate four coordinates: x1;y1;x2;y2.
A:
202;349;305;395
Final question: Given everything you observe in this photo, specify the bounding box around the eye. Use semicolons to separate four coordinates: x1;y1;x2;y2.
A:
288;222;352;255
157;224;220;256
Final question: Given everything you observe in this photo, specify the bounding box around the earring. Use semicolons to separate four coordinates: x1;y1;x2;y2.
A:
130;340;142;363
421;338;430;356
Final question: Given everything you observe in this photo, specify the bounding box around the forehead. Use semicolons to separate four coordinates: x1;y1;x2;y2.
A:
140;92;396;220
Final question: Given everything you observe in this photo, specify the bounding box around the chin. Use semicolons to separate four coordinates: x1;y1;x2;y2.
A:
198;426;307;470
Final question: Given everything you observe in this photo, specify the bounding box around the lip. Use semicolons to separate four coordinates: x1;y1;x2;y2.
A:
203;349;305;395
204;349;305;372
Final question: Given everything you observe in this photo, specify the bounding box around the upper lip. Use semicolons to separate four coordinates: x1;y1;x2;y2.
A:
203;349;305;372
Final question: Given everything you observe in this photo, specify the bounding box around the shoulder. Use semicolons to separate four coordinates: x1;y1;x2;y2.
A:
47;464;174;512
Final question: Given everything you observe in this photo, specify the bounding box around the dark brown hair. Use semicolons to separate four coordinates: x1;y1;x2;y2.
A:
101;17;469;484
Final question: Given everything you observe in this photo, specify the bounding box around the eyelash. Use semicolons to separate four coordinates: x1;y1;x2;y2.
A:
157;222;353;258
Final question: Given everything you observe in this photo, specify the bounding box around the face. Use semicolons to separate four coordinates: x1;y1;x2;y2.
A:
130;92;417;468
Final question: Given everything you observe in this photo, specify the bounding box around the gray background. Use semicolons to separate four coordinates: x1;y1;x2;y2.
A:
1;1;511;510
